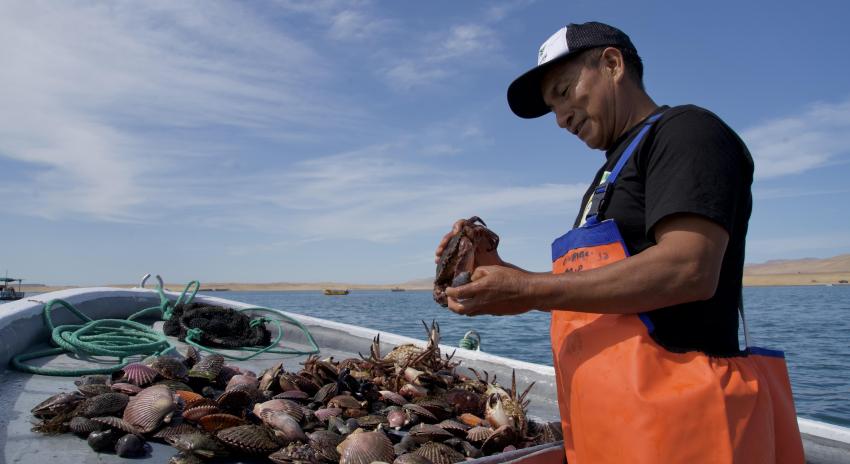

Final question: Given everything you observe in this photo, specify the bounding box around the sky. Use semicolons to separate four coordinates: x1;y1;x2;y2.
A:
2;0;850;286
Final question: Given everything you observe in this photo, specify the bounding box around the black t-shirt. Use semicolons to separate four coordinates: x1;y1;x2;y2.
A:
572;104;754;356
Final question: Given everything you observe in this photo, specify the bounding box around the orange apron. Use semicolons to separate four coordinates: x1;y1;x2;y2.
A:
550;114;805;463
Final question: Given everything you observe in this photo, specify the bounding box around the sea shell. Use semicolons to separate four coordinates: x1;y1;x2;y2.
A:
183;346;201;368
87;428;120;452
150;356;189;381
444;389;482;415
182;403;221;421
409;423;455;443
76;374;111;386
313;383;339;404
394;453;435;464
314;407;344;422
379;390;407;406
31;391;84;418
356;414;389;428
188;353;225;382
216;425;281;455
155;379;194;392
123;385;176;433
387;408;408;428
111;382;143;395
403;403;438;422
328;394;364;410
79;392;130;418
168;452;205;464
414;398;453;421
199;413;245;433
69;416;103;436
458;413;484;427
77;384;113;397
226;374;258;390
174;390;204;404
438;419;470;436
253;399;304;422
308;430;342;462
465;426;494;445
167;432;226;459
216;388;254;415
92;416;144;435
399;383;428;400
152;423;200;441
115;433;147;457
480;425;519;455
336;430;394;464
120;363;158;386
414;442;466;464
263;410;308;445
276;389;311;402
269;442;320;464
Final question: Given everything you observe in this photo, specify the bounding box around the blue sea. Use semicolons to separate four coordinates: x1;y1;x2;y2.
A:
201;286;850;428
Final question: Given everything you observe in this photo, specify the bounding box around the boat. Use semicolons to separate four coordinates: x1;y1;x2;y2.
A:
390;287;405;292
0;276;24;300
323;288;349;295
1;287;849;463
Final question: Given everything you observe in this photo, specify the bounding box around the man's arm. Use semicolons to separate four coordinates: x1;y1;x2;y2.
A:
445;213;728;315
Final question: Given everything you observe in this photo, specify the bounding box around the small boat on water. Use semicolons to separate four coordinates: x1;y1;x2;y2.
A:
323;288;349;295
2;287;849;463
390;287;405;292
0;276;24;300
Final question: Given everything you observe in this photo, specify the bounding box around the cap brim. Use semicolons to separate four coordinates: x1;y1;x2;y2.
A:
507;52;576;119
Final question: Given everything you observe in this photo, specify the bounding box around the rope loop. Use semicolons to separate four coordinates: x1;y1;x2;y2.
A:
185;328;204;341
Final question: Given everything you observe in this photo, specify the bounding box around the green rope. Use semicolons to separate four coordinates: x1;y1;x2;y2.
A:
458;330;481;351
10;280;320;375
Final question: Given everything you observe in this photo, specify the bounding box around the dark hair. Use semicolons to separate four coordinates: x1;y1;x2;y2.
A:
581;46;644;90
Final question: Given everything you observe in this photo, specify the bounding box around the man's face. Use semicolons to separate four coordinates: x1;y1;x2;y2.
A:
540;54;616;150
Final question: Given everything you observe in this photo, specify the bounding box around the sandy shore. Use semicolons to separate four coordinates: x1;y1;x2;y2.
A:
743;272;850;287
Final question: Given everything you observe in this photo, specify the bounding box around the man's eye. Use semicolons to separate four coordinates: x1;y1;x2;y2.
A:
560;86;569;97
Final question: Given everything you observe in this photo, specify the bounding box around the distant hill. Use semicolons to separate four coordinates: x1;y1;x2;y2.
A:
744;254;850;275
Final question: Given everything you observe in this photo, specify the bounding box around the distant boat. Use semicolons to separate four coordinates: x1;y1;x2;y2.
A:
0;276;24;301
390;287;405;292
323;289;349;295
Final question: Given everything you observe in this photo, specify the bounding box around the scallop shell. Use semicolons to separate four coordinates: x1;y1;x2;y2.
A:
199;413;245;433
174;390;204;404
217;365;240;384
458;413;483;427
328;394;364;409
69;416;103;436
92;416;144;435
120;363;158;386
480;425;519;455
115;433;147;458
414;442;465;464
226;374;258;391
308;430;342;462
152;423;200;441
166;432;226;458
336;430;394;464
182;404;221;422
379;390;407;406
444;389;482;415
402;403;438;422
76;374;111;386
269;442;320;464
188;354;224;381
150;356;189;380
264;410;308;445
399;383;428;400
182;346;201;368
111;382;143;395
155;379;194;392
79;392;130;418
215;389;253;415
438;419;470;436
78;384;114;397
253;399;304;422
465;426;493;445
314;407;344;422
216;425;281;454
123;385;176;433
409;423;454;443
356;414;388;428
394;453;435;464
313;383;338;404
387;408;408;428
415;398;453;421
275;389;311;402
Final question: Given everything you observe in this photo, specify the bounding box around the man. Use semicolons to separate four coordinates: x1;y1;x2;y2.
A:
435;22;804;463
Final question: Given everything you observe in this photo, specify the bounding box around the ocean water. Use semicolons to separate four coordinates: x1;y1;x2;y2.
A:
204;286;850;428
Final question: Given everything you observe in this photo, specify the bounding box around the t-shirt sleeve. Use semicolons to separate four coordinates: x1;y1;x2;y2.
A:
643;110;752;238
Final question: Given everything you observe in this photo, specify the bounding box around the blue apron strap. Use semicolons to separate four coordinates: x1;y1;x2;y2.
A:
584;112;665;224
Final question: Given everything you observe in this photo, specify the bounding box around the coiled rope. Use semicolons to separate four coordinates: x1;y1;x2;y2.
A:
458;330;481;351
11;280;319;376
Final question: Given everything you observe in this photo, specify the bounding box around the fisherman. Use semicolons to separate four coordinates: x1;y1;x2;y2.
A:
435;22;805;463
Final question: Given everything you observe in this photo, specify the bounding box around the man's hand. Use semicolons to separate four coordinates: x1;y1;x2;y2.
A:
445;265;536;316
434;218;503;267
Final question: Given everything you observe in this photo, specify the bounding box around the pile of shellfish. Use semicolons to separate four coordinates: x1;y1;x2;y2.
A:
30;321;561;463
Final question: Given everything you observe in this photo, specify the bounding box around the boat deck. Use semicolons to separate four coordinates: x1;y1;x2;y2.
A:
0;289;561;464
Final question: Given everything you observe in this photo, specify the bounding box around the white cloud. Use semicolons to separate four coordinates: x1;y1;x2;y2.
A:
743;98;850;179
0;1;356;220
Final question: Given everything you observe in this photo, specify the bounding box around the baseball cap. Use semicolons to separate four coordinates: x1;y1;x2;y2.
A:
507;21;637;119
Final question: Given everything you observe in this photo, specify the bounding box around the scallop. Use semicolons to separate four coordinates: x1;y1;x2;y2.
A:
123;385;176;433
150;355;189;380
263;410;308;445
253;399;304;422
276;389;311;402
77;384;113;397
394;453;435;464
480;425;519;455
314;407;344;422
403;403;438;422
465;426;494;445
438;419;470;436
379;390;407;406
409;423;455;443
199;413;245;433
308;430;342;462
110;382;143;395
269;442;320;464
120;363;158;386
444;389;482;415
152;423;200;441
182;403;221;422
92;416;144;435
188;353;225;382
226;374;258;390
79;392;129;418
313;383;339;404
69;416;103;436
414;442;466;464
328;394;364;410
115;433;147;458
216;425;281;455
336;430;394;464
